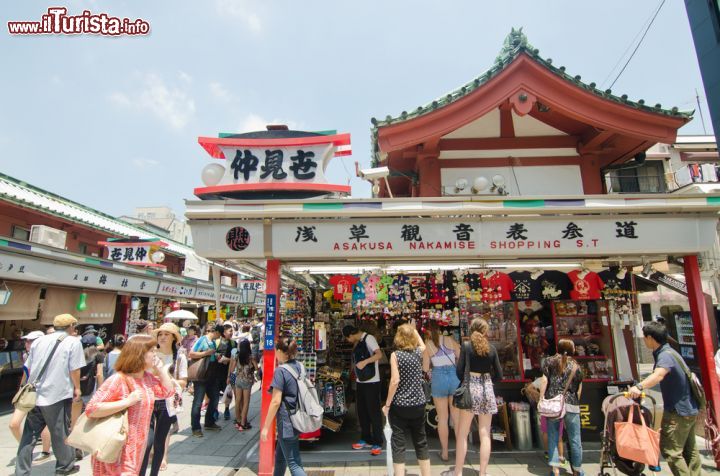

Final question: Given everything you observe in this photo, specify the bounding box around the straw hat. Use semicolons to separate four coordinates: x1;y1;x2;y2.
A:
153;322;182;344
53;313;78;327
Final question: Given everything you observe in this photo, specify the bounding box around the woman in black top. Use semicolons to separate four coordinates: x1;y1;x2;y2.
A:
452;318;502;476
383;323;430;476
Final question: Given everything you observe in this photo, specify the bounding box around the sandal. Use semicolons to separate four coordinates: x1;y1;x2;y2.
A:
234;421;244;431
159;461;168;471
242;422;252;430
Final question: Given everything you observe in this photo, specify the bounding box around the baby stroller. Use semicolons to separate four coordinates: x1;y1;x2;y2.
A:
599;393;658;476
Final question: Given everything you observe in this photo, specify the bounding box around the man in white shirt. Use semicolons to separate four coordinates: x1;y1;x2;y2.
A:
343;325;384;456
16;314;86;476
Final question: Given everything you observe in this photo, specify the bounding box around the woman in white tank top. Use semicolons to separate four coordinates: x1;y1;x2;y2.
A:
422;321;461;462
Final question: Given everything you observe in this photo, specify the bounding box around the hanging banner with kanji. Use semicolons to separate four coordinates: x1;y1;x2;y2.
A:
99;239;168;267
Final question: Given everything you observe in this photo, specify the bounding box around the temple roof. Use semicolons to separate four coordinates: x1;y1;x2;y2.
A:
370;28;693;165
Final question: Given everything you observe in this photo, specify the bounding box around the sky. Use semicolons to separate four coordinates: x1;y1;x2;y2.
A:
0;0;714;220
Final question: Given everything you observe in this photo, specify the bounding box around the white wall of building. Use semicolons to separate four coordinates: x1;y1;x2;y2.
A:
441;165;584;196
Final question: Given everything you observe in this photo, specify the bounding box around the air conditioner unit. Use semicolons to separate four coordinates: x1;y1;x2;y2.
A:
221;276;233;286
29;225;67;250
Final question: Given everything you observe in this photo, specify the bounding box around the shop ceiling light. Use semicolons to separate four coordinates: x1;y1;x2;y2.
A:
289;265;380;274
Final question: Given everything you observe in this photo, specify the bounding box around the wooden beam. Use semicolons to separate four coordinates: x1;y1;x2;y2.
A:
499;102;515;138
439;135;580;151
578;130;614;153
440;156;581;168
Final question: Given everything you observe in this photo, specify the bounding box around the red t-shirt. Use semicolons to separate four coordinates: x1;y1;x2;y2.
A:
480;271;514;301
567;270;604;300
328;275;359;300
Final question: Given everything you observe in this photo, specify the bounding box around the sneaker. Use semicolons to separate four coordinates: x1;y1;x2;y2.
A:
204;423;222;431
192;430;204;438
224;408;231;420
370;446;382;456
352;440;369;450
55;466;80;475
32;451;51;464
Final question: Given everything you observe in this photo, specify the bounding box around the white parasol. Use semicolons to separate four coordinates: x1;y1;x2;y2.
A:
384;419;394;476
164;310;199;321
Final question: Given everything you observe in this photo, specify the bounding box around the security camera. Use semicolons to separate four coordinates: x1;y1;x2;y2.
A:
358;166;391;180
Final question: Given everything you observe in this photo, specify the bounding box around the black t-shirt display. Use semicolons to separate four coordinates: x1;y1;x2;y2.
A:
597;268;632;292
508;271;537;301
531;271;573;300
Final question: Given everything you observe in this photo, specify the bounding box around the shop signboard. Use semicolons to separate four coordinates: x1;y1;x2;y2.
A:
478;216;717;256
220;291;241;303
273;219;479;258
0;250;160;294
157;282;196;298
264;216;717;259
99;239;167;267
239;280;266;293
195;287;216;301
190;221;265;259
265;294;277;350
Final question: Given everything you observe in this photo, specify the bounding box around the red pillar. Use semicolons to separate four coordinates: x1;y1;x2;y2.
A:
683;255;720;420
259;259;281;476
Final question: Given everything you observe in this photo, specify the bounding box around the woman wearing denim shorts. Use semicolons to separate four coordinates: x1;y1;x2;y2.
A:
422;321;461;462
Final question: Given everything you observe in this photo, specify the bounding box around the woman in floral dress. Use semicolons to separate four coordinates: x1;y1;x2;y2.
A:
85;334;175;476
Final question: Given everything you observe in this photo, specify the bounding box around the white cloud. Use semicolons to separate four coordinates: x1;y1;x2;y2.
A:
215;0;262;33
179;71;193;84
110;73;195;130
209;81;232;101
238;114;299;133
132;158;160;168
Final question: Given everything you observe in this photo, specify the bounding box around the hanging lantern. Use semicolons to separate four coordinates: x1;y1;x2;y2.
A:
0;282;12;306
76;292;88;312
171;301;181;311
130;297;141;310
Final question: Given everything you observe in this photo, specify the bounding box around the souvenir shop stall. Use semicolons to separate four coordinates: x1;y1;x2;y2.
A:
274;264;637;446
186;195;720;471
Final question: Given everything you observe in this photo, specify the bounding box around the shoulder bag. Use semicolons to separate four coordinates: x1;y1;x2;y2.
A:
666;350;706;410
12;335;66;412
187;338;211;382
537;362;577;419
66;376;132;463
614;403;661;466
354;334;376;382
452;342;473;410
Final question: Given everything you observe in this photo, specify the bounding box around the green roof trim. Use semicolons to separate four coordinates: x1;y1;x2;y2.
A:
370;27;693;166
302;203;344;210
707;197;720;205
503;199;545;208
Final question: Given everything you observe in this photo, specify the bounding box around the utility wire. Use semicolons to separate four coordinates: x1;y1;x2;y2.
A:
696;88;708;135
600;4;658;89
608;0;666;90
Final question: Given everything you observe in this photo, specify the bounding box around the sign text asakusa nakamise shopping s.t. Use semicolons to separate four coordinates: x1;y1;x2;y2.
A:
190;216;718;259
194;133;352;197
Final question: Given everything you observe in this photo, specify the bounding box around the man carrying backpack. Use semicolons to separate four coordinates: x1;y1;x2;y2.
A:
342;325;384;456
629;321;701;476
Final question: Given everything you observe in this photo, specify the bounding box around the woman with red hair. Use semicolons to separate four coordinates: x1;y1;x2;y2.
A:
85;334;175;476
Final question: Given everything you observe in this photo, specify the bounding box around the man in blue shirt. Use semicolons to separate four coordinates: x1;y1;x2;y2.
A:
629;321;700;476
188;324;223;437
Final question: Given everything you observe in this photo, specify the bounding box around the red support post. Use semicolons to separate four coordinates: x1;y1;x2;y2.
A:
683;255;720;421
258;259;281;476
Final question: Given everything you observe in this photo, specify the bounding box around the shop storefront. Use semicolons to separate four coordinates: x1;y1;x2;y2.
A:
187;194;720;469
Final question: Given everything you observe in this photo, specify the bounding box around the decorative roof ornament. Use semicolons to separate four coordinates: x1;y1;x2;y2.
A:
495;27;534;65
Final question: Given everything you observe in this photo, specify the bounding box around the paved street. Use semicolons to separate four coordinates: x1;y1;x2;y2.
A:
2;379;718;475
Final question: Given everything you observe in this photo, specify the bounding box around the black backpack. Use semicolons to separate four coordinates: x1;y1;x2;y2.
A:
353;334;376;382
79;347;98;396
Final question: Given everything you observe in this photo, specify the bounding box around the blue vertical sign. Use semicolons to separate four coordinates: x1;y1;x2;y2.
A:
264;294;276;350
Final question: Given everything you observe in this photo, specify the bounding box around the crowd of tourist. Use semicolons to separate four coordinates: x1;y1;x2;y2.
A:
9;310;705;476
11;312;264;476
